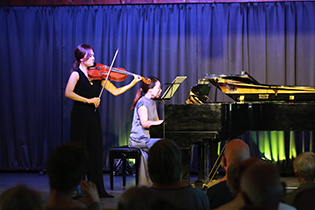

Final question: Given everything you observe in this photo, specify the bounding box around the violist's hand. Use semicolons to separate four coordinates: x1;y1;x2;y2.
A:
87;97;100;108
133;75;142;83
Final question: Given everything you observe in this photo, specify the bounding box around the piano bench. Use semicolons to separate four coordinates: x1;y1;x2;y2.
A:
109;146;141;190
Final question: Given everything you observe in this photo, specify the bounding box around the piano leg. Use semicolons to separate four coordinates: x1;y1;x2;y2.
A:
180;148;191;183
194;142;208;188
195;141;219;188
180;141;218;187
208;141;219;181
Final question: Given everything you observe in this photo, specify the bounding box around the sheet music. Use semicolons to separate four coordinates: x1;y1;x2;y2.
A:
161;76;187;100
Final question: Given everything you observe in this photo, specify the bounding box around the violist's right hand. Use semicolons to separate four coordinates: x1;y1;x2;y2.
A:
87;97;100;108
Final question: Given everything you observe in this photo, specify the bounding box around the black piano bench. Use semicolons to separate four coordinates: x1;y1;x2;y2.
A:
109;146;141;190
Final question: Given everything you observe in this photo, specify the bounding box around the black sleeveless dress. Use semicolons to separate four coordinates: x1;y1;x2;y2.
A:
70;68;110;197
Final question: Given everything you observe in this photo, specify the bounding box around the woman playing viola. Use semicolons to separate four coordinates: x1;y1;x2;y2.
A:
65;44;141;198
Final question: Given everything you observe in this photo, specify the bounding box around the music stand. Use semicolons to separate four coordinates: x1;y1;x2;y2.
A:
160;76;187;100
157;76;187;138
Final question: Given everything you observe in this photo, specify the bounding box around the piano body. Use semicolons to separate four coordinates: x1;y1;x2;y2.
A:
150;72;315;185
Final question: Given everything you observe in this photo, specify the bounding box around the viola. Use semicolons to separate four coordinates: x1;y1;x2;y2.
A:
88;63;151;84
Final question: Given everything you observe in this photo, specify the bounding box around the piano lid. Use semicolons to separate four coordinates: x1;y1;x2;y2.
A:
186;83;212;104
198;71;315;103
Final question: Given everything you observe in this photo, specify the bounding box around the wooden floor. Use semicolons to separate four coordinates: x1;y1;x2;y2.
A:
0;172;299;210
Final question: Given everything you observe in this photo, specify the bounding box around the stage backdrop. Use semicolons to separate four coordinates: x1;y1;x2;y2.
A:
0;2;314;173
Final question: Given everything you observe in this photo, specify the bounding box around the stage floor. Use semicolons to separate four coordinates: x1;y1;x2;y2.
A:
0;172;299;210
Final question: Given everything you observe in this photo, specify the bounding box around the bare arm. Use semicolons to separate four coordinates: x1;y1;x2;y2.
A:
103;75;141;96
65;72;100;108
138;105;163;128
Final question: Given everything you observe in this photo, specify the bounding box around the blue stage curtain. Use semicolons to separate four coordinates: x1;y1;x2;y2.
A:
0;2;314;171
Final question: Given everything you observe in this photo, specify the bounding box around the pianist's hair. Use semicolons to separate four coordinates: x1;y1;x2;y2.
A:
148;139;182;185
130;76;160;110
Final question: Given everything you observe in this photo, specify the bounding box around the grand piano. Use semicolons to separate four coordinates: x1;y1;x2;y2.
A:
150;72;315;185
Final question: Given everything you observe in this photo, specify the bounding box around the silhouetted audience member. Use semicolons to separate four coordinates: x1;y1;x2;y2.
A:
206;139;250;209
240;161;296;210
214;158;262;210
292;186;315;210
240;206;264;210
0;184;44;210
45;141;101;210
118;186;156;210
148;139;210;210
118;186;178;210
284;152;315;205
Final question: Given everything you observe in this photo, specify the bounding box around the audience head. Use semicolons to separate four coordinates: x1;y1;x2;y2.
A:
47;141;89;194
293;151;315;182
222;139;250;171
118;186;156;210
227;157;262;196
118;186;178;210
151;198;178;210
148;139;182;185
240;206;264;210
0;184;44;210
240;161;284;209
